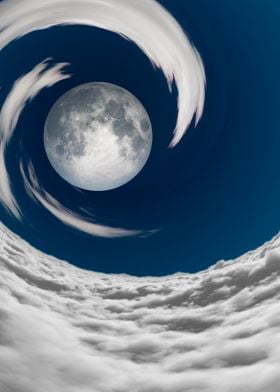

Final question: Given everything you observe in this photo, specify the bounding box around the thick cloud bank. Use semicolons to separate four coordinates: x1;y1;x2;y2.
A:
1;223;280;392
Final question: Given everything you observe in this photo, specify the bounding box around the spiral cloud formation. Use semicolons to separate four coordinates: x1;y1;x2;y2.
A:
0;59;71;218
0;58;142;237
1;1;277;392
0;0;206;237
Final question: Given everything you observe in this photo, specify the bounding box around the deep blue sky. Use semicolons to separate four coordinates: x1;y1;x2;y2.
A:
1;0;280;276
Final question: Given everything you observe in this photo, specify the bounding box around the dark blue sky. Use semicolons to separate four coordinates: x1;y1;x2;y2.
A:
1;0;280;276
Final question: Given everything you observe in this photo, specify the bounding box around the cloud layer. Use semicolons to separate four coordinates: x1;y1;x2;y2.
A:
1;3;276;391
0;223;280;392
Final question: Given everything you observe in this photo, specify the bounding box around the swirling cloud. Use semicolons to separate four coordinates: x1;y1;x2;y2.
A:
0;224;280;391
20;161;142;238
0;59;145;237
0;0;206;237
0;58;71;217
0;0;205;237
0;2;277;391
0;0;206;148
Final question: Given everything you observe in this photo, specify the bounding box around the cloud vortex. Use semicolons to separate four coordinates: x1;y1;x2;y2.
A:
0;1;278;392
0;0;206;237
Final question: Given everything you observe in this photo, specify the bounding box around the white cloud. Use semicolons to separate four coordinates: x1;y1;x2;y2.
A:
0;0;206;236
20;161;142;238
0;59;71;217
0;61;146;237
0;0;206;148
0;224;280;391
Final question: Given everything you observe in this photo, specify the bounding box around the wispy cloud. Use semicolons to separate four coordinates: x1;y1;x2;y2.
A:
0;0;206;236
20;160;142;238
0;59;71;217
0;0;206;148
0;59;145;237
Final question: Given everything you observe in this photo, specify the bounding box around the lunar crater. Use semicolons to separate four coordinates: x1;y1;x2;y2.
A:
44;82;153;191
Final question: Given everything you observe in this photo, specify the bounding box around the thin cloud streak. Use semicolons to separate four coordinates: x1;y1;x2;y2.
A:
0;58;71;217
20;161;142;238
0;0;206;236
0;59;142;237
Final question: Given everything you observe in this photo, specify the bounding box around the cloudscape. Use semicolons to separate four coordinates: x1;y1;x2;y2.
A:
1;224;280;391
0;0;280;391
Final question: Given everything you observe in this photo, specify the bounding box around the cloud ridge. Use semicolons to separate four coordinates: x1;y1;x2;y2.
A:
0;224;280;391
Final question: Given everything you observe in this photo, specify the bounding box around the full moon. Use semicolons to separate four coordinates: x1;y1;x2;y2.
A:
44;82;153;191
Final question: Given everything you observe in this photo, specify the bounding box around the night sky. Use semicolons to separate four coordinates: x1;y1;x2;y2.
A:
1;0;280;276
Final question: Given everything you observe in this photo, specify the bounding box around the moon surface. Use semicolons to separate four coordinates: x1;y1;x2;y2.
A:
44;82;153;191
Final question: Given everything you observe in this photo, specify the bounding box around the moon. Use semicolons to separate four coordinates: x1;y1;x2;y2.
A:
44;82;153;191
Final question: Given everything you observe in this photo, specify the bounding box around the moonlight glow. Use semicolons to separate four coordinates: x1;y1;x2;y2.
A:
44;83;153;191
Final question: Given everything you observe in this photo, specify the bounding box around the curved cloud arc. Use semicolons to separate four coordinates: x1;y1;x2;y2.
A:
0;4;279;391
20;160;142;238
0;0;206;148
0;59;71;218
0;58;143;237
0;0;206;237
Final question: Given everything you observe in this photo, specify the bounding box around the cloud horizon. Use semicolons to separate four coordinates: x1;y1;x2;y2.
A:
0;223;280;392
